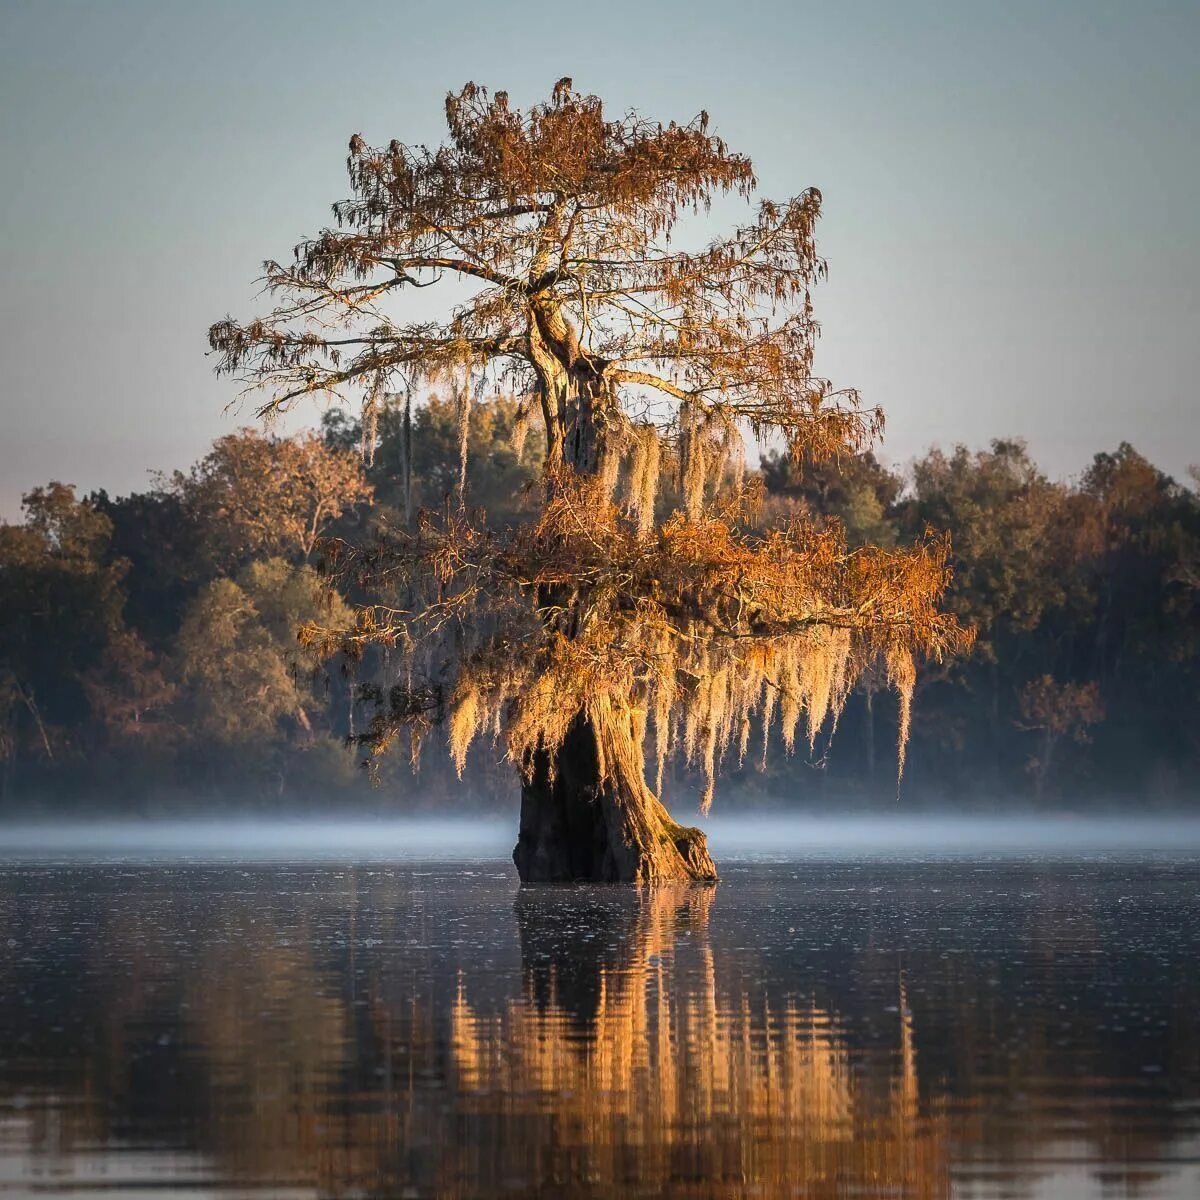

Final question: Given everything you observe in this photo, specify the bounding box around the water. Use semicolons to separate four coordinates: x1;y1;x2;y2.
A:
1;847;1199;1197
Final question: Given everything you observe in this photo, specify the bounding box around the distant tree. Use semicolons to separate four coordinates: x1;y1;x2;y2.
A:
173;560;353;761
1074;444;1200;791
210;80;968;880
901;441;1072;647
92;488;208;647
1169;467;1200;638
0;485;128;769
894;442;1077;788
323;392;541;525
175;578;295;749
0;673;19;787
83;629;177;746
168;429;372;568
761;447;901;547
1016;675;1105;799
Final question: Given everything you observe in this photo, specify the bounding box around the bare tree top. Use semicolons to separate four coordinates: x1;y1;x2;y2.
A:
210;79;874;468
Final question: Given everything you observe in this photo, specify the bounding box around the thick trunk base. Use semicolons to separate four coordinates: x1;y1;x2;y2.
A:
513;709;717;884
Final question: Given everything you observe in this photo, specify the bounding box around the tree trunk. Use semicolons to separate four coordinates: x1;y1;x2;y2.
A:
517;312;717;882
513;698;717;883
1034;728;1055;802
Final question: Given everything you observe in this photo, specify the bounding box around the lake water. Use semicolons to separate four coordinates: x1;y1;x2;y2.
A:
1;833;1199;1197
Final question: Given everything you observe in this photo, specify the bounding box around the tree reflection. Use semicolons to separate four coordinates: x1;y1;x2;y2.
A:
441;885;949;1199
1;866;1198;1198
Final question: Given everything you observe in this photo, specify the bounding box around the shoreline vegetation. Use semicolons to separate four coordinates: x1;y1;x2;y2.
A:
2;396;1198;816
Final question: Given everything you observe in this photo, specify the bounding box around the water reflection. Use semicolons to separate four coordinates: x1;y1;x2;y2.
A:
0;861;1197;1198
452;886;941;1199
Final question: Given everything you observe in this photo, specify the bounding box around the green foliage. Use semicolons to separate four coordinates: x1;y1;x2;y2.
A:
0;468;362;803
323;392;541;525
173;561;354;767
760;448;900;546
899;440;1073;644
175;576;297;747
0;485;127;740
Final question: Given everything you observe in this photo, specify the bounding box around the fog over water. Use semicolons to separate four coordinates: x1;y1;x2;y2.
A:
4;816;1200;1197
3;813;1200;862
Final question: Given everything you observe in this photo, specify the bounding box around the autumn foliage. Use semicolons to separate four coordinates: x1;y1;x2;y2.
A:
208;80;968;859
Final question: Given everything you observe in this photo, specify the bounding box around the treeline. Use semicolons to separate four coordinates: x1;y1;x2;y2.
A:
2;396;1197;812
751;438;1200;808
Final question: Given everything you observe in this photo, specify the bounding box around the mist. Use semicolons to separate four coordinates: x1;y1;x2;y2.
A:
4;813;1200;864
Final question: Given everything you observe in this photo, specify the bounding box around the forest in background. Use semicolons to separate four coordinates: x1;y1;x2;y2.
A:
2;394;1198;815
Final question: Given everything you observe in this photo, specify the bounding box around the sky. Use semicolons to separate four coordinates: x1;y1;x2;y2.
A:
1;0;1197;517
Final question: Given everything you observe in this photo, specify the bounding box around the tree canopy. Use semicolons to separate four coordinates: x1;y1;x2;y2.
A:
209;81;968;866
1;422;1196;812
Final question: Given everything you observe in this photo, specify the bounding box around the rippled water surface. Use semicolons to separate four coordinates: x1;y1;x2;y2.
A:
1;852;1198;1198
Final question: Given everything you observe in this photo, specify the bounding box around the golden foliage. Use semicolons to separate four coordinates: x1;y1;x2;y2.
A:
444;889;946;1199
218;80;972;812
312;472;970;807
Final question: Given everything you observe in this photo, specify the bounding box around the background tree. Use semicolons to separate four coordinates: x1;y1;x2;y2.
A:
93;487;208;649
760;447;901;549
167;429;371;570
1072;444;1200;793
0;425;1195;814
322;392;541;526
82;630;177;747
1016;675;1105;799
173;559;355;792
210;80;968;881
0;485;128;782
892;441;1076;789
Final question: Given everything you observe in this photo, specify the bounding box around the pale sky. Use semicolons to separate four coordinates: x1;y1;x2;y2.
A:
1;0;1197;516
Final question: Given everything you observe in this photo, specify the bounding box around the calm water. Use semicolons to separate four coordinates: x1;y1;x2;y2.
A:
1;852;1199;1198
